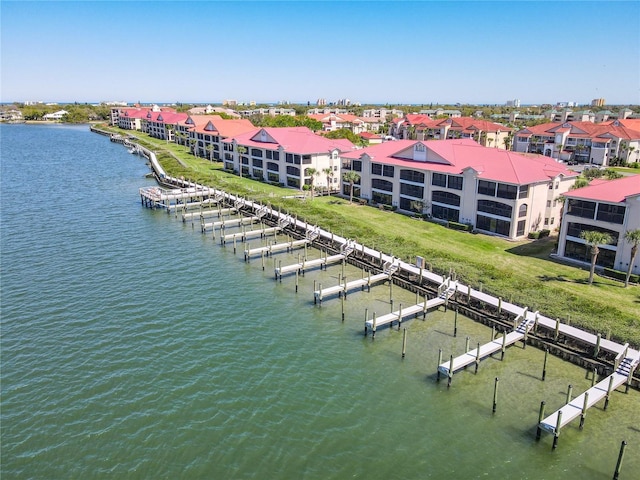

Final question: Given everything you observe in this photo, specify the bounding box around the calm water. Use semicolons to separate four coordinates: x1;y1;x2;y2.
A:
1;124;638;479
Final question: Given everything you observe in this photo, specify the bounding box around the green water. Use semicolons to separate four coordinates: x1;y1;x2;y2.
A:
1;124;638;479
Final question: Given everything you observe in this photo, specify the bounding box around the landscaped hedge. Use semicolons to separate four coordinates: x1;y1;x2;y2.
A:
528;229;551;239
604;267;639;284
447;221;473;232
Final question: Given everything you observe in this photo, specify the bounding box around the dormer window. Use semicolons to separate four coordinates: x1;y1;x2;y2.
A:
415;143;425;152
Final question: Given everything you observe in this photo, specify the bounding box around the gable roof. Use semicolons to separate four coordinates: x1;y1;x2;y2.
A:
563;175;640;203
516;121;640;141
226;126;356;154
341;139;577;185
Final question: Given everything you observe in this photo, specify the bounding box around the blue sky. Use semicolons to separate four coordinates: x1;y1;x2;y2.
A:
1;1;639;105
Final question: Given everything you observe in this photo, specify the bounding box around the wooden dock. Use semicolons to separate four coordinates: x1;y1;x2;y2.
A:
139;186;218;209
314;261;398;303
364;282;458;335
221;225;281;244
537;346;639;447
437;313;535;379
182;206;235;222
274;243;355;279
244;239;309;260
201;215;258;232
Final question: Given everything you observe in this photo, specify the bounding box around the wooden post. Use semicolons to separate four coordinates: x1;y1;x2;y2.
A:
501;332;507;360
554;318;560;341
613;440;627;480
318;283;322;305
313;280;317;304
566;384;573;405
552;410;562;449
466;287;471;305
594;333;601;357
372;312;377;339
398;304;403;330
492;377;499;413
277;260;282;282
475;342;480;374
542;348;549;381
465;336;470;353
579;391;589;430
604;375;614;410
261;250;265;271
592;367;597;387
536;401;546;440
491;325;495;341
498;297;502;316
341;293;345;322
447;354;453;388
295;269;299;293
363;308;368;335
454;308;458;337
402;328;407;358
423;295;428;319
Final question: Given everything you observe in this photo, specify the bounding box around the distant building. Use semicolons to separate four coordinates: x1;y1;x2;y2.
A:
557;175;640;275
238;107;296;117
505;99;521;108
591;98;606;107
307;113;383;133
513;120;640;165
42;110;68;121
317;98;327;106
222;99;238;106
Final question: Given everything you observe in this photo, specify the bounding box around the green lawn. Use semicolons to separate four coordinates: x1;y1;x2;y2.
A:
101;125;640;347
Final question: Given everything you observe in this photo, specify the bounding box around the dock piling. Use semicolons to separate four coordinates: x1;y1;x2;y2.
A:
604;375;614;410
437;349;442;382
475;342;480;374
552;410;563;449
341;294;345;322
542;348;549;381
447;354;454;388
579;391;589;430
566;384;573;404
492;377;499;413
536;401;546;440
402;328;407;358
613;440;627;480
454;308;458;337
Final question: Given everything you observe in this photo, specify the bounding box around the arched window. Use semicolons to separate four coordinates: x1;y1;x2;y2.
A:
518;204;528;218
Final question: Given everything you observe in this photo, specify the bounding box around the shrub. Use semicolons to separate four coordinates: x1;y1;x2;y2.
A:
603;268;639;284
447;221;472;232
528;231;540;239
539;229;551;238
631;162;640;169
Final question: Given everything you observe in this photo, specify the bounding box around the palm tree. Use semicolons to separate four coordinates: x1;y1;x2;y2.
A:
237;145;247;178
580;230;613;285
322;167;334;196
305;167;318;198
343;170;360;203
206;143;214;162
623;229;640;287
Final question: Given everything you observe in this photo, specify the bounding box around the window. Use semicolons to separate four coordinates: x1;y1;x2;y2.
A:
497;183;518;199
432;190;461;207
294;154;301;164
372;178;393;192
546;200;551;208
432;173;447;187
432;204;460;222
267;162;279;171
383;165;395;177
372;163;382;175
400;169;425;183
516;219;526;236
519;204;528;218
266;150;273;159
596;203;626;224
267;172;279;183
286;153;294;164
400;183;424;198
252;168;262;178
478;180;497;196
286;166;300;176
252;159;263;168
567;199;596;219
251;148;263;157
447;176;463;190
567;223;618;245
477;199;513;218
564;240;615;268
272;151;280;161
371;191;392;206
400;197;424;213
302;155;312;164
476;215;511;237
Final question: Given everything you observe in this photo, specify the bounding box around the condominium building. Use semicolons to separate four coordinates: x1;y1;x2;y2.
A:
557;175;640;275
339;139;578;239
223;127;355;191
176;115;256;160
390;116;512;149
308;113;383;133
513;120;640;165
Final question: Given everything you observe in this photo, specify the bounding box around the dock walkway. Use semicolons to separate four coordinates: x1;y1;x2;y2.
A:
437;313;535;378
364;281;458;335
314;262;398;303
537;346;639;444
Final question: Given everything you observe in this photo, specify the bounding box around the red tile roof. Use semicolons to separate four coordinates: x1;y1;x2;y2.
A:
341;139;577;185
225;127;356;154
563;174;640;203
517;121;640;141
